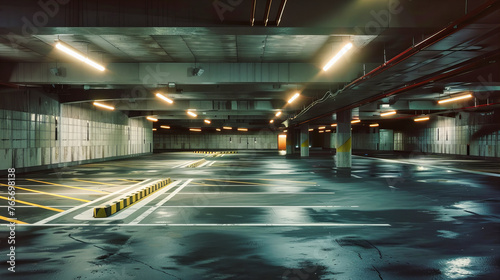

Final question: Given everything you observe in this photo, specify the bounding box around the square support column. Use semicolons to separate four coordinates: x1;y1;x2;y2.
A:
300;125;309;157
336;110;352;177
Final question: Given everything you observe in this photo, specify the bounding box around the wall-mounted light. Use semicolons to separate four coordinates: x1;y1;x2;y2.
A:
414;116;430;122
55;41;105;71
370;123;379;127
323;42;353;71
187;111;197;117
204;119;211;124
351;119;361;124
93;101;114;110
160;125;170;129
146;116;158;122
288;93;300;104
438;94;472;104
380;111;397;117
156;93;173;104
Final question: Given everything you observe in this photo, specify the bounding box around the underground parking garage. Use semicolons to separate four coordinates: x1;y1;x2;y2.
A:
1;0;500;279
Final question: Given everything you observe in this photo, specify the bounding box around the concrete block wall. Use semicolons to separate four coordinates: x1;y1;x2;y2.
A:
0;88;152;172
154;131;278;150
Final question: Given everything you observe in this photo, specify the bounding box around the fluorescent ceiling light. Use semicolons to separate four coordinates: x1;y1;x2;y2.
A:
288;93;300;104
325;130;331;132
223;126;232;130
156;93;173;104
270;120;274;123
380;111;397;117
438;94;472;104
216;128;221;131
146;116;158;122
331;123;337;127
370;123;379;127
319;130;324;133
204;119;211;124
279;135;286;138
322;42;353;71
160;125;170;129
318;126;326;130
351;119;361;124
93;101;114;110
275;111;282;117
238;128;248;132
189;128;202;132
283;130;288;133
414;116;430;122
308;128;313;131
55;42;105;71
152;128;157;131
187;111;197;117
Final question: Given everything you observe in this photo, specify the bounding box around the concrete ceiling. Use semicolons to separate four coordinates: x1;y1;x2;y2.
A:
0;0;498;130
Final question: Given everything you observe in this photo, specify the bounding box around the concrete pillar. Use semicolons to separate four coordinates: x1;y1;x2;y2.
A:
336;110;352;177
300;125;309;157
330;131;336;149
286;128;294;156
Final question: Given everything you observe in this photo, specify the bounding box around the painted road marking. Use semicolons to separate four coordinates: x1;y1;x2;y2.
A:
73;179;111;185
118;179;141;183
172;160;199;169
73;180;183;221
355;155;500;178
157;205;359;208
35;179;154;225
26;179;110;194
258;179;317;184
0;183;90;202
130;179;193;224
177;192;336;195
0;196;64;212
208;161;216;167
205;179;273;186
198;161;211;168
4;223;391;227
0;215;28;224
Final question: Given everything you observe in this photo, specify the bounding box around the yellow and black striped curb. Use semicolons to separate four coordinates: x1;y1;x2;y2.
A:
93;178;172;218
187;159;206;168
193;151;238;154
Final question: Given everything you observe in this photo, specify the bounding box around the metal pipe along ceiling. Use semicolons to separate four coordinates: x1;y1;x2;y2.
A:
251;0;257;26
276;0;288;26
264;0;273;26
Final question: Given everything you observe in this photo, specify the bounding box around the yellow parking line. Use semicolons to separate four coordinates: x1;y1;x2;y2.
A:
0;215;28;224
73;179;111;185
0;183;90;203
118;179;141;183
258;179;316;184
26;179;109;194
204;179;270;186
0;196;64;212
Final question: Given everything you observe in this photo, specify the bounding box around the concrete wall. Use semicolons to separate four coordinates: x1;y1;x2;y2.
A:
0;88;152;173
352;110;500;158
154;131;278;150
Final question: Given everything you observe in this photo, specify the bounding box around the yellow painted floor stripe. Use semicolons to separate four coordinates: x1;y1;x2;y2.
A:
258;179;317;184
73;179;111;185
0;183;90;203
118;179;141;183
205;179;271;186
26;179;109;194
0;196;64;212
0;215;28;224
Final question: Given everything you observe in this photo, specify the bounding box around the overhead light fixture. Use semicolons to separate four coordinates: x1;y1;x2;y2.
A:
414;116;430;122
288;93;300;104
152;128;157;131
55;41;105;71
204;119;211;124
283;130;288;133
279;135;286;138
146;116;158;122
325;130;331;132
370;123;379;127
93;101;114;110
190;128;202;132
275;111;282;117
216;128;221;132
438;94;472;104
187;111;197;117
238;128;248;132
380;104;391;108
380;111;397;117
351;119;361;124
322;42;353;71
318;126;326;130
156;93;173;104
270;120;274;124
160;125;170;129
331;123;337;127
308;128;313;131
223;126;232;130
319;130;324;133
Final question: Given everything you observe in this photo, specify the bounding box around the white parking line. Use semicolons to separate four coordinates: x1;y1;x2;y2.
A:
198;161;212;168
177;192;336;195
157;205;359;208
4;223;391;227
34;179;155;225
172;161;199;169
130;179;193;224
208;161;217;167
